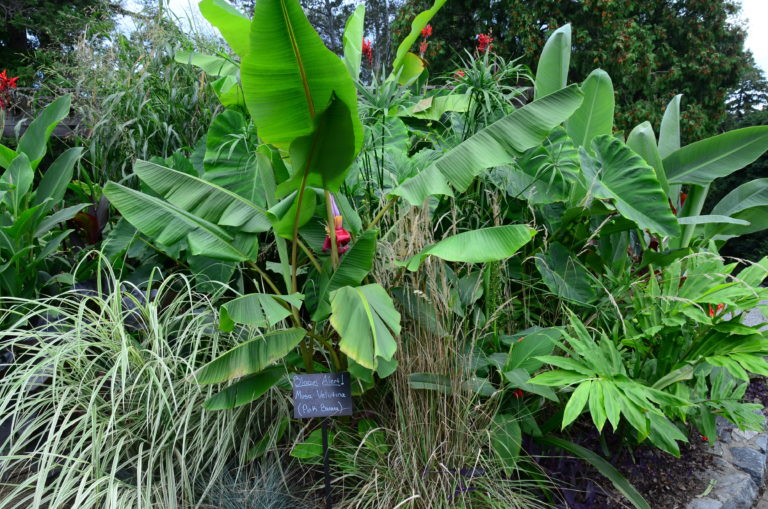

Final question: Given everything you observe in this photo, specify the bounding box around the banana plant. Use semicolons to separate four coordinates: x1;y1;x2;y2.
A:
103;0;550;411
0;96;87;298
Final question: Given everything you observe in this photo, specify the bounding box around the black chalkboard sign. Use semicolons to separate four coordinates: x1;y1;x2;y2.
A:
292;372;353;419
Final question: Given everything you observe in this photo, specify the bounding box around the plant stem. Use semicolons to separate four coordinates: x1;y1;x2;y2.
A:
308;330;341;372
367;195;398;230
678;184;710;249
246;262;282;295
324;190;339;268
290;171;311;295
297;238;322;272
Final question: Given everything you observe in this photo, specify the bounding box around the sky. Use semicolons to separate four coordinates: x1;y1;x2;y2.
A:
126;0;768;74
740;0;768;73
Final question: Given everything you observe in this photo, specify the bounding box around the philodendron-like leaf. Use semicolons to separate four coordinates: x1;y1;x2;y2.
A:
203;367;284;410
198;0;251;58
398;225;536;271
583;135;680;237
330;284;401;373
342;4;365;80
566;69;614;149
389;0;447;80
626;121;668;195
391;84;584;206
134;160;272;233
219;293;304;331
664;126;768;186
195;328;306;384
706;178;768;239
534;24;571;100
240;0;362;153
103;182;249;261
535;242;596;305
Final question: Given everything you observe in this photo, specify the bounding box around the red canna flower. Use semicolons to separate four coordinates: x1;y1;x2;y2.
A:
512;389;524;399
421;24;432;38
0;69;19;110
362;38;373;66
419;41;428;56
476;33;493;53
454;69;465;78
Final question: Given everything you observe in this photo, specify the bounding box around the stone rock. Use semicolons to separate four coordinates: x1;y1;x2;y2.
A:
717;417;735;443
729;447;766;484
731;429;758;442
712;471;757;509
756;434;768;453
688;498;723;509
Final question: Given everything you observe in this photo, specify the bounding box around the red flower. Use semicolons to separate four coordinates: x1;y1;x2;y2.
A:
362;38;373;66
669;198;677;216
679;192;688;208
454;69;465;78
476;33;493;53
421;24;432;38
0;69;19;110
419;41;428;56
512;389;524;399
700;434;709;442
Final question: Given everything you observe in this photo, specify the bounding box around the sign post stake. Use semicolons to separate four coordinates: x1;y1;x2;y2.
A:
292;372;352;509
322;418;332;509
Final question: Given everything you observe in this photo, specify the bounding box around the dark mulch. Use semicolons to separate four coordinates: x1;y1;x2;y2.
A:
535;376;768;508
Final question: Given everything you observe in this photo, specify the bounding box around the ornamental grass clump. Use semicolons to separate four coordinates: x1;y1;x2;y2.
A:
0;268;293;509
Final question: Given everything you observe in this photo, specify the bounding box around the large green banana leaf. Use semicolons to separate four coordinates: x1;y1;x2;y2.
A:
706;178;768;239
583;136;680;237
534;24;571;100
103;182;249;261
398;225;536;271
330;284;401;373
567;69;614;149
199;0;251;58
342;4;365;80
219;292;304;331
391;84;584;206
195;328;306;384
133;160;271;233
204;367;285;410
664;126;768;186
240;0;362;154
278;94;359;195
658;94;682;159
626;122;668;195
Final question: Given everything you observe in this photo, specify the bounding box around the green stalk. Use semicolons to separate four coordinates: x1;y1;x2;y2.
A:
677;184;710;249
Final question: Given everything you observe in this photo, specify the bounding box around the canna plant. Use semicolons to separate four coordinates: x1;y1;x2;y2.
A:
0;95;88;298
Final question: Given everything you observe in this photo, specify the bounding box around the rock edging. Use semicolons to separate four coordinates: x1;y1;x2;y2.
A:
687;417;767;509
